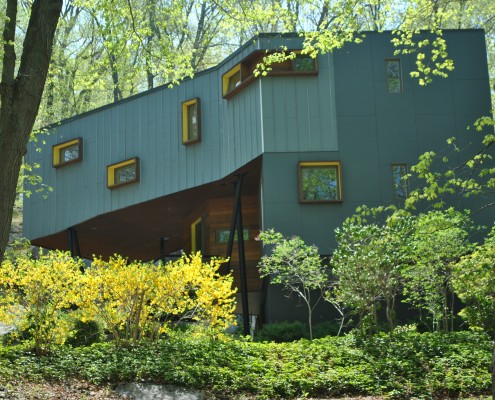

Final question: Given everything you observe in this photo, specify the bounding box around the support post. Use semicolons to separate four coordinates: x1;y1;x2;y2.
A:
224;174;250;335
236;195;250;336
66;227;81;268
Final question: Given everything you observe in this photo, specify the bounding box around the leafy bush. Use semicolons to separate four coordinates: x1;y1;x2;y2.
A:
255;321;309;342
0;251;84;354
0;329;490;399
65;319;103;347
0;251;237;350
78;253;237;342
255;321;342;342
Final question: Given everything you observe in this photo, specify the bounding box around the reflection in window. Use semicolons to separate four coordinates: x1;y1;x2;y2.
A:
107;158;140;189
216;229;250;244
182;98;201;144
52;138;83;168
299;161;342;202
227;70;242;92
392;164;408;198
187;103;198;140
292;55;316;72
115;164;137;184
385;59;402;93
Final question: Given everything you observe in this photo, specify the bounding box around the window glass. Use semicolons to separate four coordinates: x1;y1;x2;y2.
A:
62;144;79;162
107;158;139;189
52;138;83;168
299;162;342;202
216;229;250;244
182;98;201;144
292;55;316;72
115;164;137;184
385;59;402;93
228;70;241;92
187;103;198;141
392;164;408;198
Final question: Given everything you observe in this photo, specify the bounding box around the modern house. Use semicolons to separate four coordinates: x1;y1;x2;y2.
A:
24;30;493;325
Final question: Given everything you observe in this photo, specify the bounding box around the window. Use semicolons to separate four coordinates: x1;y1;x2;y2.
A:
299;161;342;202
222;50;318;99
216;228;250;244
52;138;83;168
107;158;139;189
222;64;244;98
385;59;402;93
182;98;201;144
392;164;408;198
292;54;317;72
191;217;204;253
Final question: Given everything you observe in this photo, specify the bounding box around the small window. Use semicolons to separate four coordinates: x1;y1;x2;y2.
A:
292;55;316;72
222;64;243;98
385;59;402;93
107;158;140;189
299;161;342;203
392;164;408;198
52;138;83;168
216;228;250;244
182;98;201;144
191;217;204;253
222;50;318;99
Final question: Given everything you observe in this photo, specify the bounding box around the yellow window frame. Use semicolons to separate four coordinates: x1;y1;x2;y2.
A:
298;161;343;203
222;63;241;97
107;157;140;189
182;98;201;145
191;217;203;253
52;138;83;168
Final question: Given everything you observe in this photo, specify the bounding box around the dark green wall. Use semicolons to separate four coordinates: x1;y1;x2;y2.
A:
261;30;493;323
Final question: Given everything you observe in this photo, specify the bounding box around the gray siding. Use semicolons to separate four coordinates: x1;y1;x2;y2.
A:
25;42;264;240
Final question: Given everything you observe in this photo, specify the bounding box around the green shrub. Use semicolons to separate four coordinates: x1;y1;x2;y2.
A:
254;321;309;342
0;329;491;399
66;319;103;347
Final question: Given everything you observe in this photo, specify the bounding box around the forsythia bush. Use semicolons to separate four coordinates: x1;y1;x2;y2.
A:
0;251;237;350
0;251;84;354
156;254;237;329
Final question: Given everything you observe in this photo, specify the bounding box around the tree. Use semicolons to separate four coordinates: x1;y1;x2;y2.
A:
402;208;474;332
257;229;330;340
452;225;495;398
331;207;413;333
0;0;63;263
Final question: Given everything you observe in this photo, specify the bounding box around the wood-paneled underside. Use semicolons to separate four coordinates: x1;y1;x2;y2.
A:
32;157;262;262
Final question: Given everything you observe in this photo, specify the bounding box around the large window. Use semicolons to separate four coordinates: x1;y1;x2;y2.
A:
222;50;318;99
392;164;408;198
385;59;402;93
107;158;140;189
298;161;342;203
182;98;201;144
52;138;83;168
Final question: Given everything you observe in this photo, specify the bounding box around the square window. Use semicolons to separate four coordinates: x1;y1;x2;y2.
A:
292;55;316;72
107;158;140;189
392;164;408;198
182;98;201;144
299;161;342;202
52;138;83;168
385;59;402;93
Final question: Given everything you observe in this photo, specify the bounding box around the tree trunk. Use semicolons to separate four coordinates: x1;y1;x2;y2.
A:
0;0;63;263
492;337;495;400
